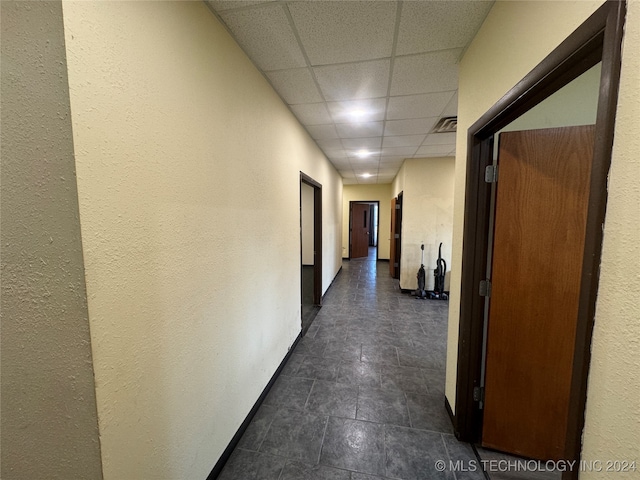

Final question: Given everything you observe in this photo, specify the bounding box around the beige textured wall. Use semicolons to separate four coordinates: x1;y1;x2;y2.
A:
0;1;103;478
61;1;342;478
447;0;639;474
342;183;392;259
392;158;455;290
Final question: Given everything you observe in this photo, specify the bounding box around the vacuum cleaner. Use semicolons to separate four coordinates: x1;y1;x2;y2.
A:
428;242;448;300
412;244;428;299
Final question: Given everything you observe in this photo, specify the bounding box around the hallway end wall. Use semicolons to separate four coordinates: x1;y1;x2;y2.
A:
447;0;639;473
61;2;342;478
342;184;392;260
392;157;455;291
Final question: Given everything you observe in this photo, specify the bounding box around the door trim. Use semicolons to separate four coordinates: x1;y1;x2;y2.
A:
453;1;625;477
348;200;380;260
300;172;322;306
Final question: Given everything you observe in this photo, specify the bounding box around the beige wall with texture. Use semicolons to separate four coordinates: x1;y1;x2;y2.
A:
0;2;103;479
447;1;640;476
392;157;455;291
61;1;342;478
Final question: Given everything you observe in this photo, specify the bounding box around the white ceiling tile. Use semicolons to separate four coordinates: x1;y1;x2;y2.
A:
342;137;382;150
327;98;387;123
323;149;350;160
207;1;275;13
379;157;405;167
336;121;384;139
314;60;390;101
423;133;457;146
340;170;356;178
391;50;461;96
378;168;399;176
316;138;344;150
342;178;358;185
384;118;438;136
220;5;306;71
287;1;397;65
387;92;455;120
442;91;458;117
415;144;455;157
306;124;339;140
289;103;332;125
381;146;419;157
382;135;426;148
266;68;322;104
396;1;494;56
330;158;352;168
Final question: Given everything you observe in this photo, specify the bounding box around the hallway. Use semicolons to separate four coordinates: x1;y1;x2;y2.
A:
219;255;483;479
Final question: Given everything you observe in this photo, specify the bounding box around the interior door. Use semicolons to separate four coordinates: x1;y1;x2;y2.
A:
350;203;369;259
390;198;397;276
482;125;595;461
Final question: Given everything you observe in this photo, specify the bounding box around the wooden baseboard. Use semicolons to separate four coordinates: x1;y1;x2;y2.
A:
206;333;303;479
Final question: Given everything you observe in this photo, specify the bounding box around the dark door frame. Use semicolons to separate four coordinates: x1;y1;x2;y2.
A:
453;2;625;478
392;192;403;280
348;200;380;260
300;172;323;307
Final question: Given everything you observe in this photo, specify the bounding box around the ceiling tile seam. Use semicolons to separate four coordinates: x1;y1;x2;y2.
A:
388;89;458;101
207;0;282;14
394;45;467;62
202;0;340;172
380;0;404;181
280;2;347;172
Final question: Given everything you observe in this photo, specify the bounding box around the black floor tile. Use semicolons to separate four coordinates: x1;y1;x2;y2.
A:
217;449;285;480
406;392;453;433
357;386;411;427
385;426;454;480
259;408;327;465
320;417;386;476
336;360;381;388
279;460;351;480
263;376;314;409
237;404;279;451
305;380;358;418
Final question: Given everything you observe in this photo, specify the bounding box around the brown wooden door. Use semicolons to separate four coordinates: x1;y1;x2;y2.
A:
390;198;397;276
350;203;369;259
482;125;595;461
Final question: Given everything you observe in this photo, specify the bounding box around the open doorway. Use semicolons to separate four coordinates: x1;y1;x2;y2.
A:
348;201;379;261
300;173;322;333
453;3;625;478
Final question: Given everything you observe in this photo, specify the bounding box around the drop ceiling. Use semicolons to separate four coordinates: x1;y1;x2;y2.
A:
206;0;494;184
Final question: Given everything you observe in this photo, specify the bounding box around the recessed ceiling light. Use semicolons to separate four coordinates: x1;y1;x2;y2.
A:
348;108;368;122
356;149;372;158
361;173;372;178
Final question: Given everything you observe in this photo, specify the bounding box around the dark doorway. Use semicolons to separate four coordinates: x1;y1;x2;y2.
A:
348;201;379;260
453;3;625;479
390;192;403;279
300;173;322;333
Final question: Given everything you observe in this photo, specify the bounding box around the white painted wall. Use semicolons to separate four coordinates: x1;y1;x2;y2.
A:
301;182;315;265
392;158;455;290
61;1;342;478
447;0;639;475
342;184;392;259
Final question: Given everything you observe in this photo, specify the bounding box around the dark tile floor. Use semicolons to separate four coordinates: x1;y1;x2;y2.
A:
219;250;484;480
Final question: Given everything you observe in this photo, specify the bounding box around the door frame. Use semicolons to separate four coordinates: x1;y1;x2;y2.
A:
300;172;322;307
348;200;380;260
453;1;625;477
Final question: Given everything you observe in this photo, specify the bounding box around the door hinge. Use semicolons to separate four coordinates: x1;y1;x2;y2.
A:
473;386;485;403
395;204;401;210
485;165;498;183
394;233;400;239
394;262;399;268
479;280;492;297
